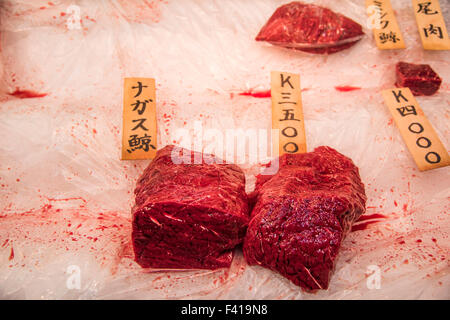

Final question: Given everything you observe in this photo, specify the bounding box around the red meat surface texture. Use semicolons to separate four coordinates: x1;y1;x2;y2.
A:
132;145;249;270
395;61;442;96
255;2;364;54
243;146;367;290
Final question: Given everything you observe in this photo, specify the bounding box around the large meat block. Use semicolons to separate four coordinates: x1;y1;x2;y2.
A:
132;145;249;269
243;146;366;290
256;2;364;54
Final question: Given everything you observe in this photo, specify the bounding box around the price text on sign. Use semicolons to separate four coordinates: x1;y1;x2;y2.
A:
122;78;157;160
412;0;450;50
366;0;405;49
382;87;450;171
271;71;306;156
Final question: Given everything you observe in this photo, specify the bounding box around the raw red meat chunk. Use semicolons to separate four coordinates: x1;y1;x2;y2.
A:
255;2;364;54
243;146;366;291
132;145;249;269
395;62;442;96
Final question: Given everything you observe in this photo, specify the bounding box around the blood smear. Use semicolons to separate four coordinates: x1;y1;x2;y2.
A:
351;213;387;232
238;90;271;98
356;213;387;222
9;246;14;261
351;221;377;232
9;89;47;99
335;86;361;92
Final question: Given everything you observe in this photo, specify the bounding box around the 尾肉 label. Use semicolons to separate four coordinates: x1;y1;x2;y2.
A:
412;0;450;50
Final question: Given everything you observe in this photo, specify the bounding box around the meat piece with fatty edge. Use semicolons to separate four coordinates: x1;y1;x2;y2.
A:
243;146;367;291
132;145;249;270
256;2;364;54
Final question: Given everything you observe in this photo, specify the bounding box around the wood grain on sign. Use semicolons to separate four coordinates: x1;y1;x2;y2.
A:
412;0;450;50
366;0;406;49
122;78;157;160
382;88;450;171
271;71;306;156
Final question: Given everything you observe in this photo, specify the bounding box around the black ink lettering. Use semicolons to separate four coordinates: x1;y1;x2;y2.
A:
423;24;443;39
372;2;388;29
281;92;292;99
280;109;300;121
392;90;408;103
131;118;149;131
379;31;399;43
380;14;389;29
283;142;299;154
417;2;438;15
278;101;297;105
131;99;152;115
127;134;156;153
425;151;441;164
408;122;424;134
396;105;417;117
416;136;431;148
281;126;298;138
131;81;148;98
280;74;294;89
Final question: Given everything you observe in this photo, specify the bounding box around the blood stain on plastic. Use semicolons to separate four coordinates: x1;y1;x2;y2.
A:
9;89;47;99
356;213;387;222
351;214;387;232
238;90;271;98
403;203;408;212
335;86;361;92
9;246;14;261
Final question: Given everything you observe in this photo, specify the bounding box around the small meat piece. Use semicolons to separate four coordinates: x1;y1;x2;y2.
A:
395;62;442;96
243;146;366;291
255;2;364;54
132;145;249;269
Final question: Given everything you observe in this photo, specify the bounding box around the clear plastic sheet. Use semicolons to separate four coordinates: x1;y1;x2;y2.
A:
0;0;449;299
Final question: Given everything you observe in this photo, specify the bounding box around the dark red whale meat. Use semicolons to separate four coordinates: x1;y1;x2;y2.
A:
243;146;366;290
255;2;364;54
395;62;442;96
132;145;249;269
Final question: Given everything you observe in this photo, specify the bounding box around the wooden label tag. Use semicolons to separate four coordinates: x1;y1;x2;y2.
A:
271;71;306;156
382;88;450;171
366;0;406;49
122;78;157;160
412;0;450;50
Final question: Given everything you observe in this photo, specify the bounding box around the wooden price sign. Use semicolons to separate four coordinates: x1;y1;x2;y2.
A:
366;0;406;49
412;0;450;50
382;87;450;171
271;71;306;156
122;78;157;160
